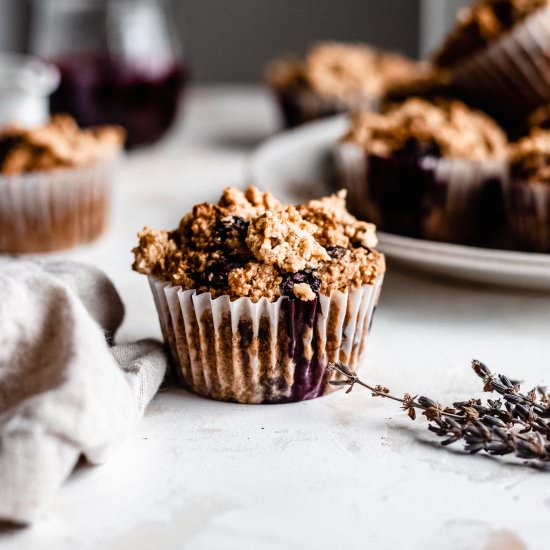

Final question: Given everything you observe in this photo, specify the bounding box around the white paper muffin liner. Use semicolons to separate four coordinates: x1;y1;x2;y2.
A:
335;142;507;244
149;276;384;404
450;6;550;118
0;162;115;253
503;179;550;252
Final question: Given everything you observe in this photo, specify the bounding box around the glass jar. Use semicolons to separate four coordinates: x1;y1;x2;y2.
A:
30;0;188;147
0;53;59;127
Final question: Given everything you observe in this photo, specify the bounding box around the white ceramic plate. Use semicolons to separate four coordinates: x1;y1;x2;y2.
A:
249;116;550;290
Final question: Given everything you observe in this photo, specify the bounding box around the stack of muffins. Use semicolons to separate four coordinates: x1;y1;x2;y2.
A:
267;0;550;252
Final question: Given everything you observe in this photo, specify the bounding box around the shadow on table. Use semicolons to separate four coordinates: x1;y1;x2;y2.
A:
209;131;274;152
388;420;550;473
0;521;26;533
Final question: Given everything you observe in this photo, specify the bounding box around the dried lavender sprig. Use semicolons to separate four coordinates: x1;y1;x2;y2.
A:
332;358;550;436
472;360;550;434
328;361;550;463
428;416;550;460
328;362;465;422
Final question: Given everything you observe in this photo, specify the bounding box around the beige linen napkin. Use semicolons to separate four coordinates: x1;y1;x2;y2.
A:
0;260;167;525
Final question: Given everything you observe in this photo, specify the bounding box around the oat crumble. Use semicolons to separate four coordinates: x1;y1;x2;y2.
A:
342;98;507;161
0;115;124;175
510;128;550;183
133;186;385;302
266;42;421;100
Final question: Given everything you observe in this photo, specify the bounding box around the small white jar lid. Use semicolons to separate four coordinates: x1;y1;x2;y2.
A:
0;53;60;128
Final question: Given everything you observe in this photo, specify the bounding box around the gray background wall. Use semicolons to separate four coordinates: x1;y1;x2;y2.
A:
175;0;420;81
421;0;469;55
0;0;29;52
0;0;470;82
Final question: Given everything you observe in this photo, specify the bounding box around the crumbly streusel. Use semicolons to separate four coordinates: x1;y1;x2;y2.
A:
342;98;507;161
133;186;385;302
434;0;550;68
0;115;124;175
510;128;550;183
527;103;550;131
266;42;421;100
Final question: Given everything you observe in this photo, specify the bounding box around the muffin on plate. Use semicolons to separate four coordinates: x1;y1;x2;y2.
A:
433;0;550;126
334;98;508;244
266;42;422;128
505;129;550;251
0;115;124;253
132;186;385;404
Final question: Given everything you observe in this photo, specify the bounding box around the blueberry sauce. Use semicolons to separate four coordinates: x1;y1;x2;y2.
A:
49;54;187;148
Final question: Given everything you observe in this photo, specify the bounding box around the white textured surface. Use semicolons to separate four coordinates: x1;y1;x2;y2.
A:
2;86;550;549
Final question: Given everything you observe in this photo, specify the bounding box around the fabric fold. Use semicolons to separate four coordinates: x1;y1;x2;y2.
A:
0;261;167;525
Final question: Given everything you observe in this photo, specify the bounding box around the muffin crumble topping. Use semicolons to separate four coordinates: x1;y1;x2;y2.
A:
133;186;385;302
266;42;421;100
342;98;507;161
434;0;550;68
527;103;550;131
0;115;124;175
510;129;550;183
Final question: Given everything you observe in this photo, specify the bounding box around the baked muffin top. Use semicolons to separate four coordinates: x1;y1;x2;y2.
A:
341;98;508;161
266;42;421;100
510;128;550;183
0;115;125;175
434;0;550;68
132;186;385;302
526;102;550;131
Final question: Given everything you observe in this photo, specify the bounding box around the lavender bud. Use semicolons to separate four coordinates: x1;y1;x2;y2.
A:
418;396;437;408
472;360;491;378
481;416;507;429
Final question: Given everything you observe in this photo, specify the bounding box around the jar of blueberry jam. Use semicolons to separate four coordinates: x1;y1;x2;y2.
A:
30;0;187;148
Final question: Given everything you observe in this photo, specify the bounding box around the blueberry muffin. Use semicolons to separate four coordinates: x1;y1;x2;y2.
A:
335;98;508;244
266;42;422;128
0;115;124;253
433;0;550;127
133;186;385;404
505;129;550;251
